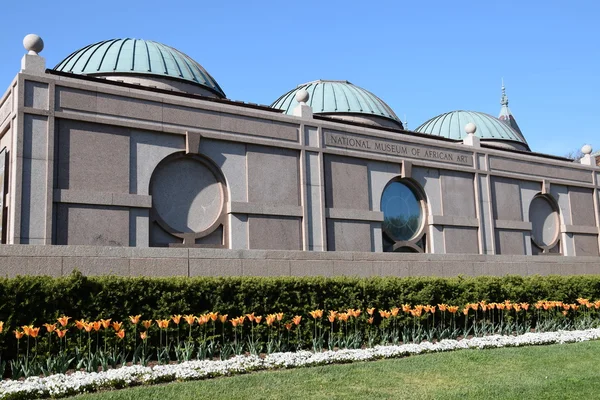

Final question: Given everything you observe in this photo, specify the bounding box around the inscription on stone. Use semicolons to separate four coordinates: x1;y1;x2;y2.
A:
324;131;472;166
0;96;11;126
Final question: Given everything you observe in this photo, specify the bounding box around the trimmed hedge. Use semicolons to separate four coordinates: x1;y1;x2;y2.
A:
1;271;600;361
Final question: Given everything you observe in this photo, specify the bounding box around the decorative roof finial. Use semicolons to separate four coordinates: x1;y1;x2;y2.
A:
23;34;44;55
404;114;408;130
500;78;508;106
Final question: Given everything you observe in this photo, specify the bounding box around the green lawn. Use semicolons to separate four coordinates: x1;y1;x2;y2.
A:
72;340;600;400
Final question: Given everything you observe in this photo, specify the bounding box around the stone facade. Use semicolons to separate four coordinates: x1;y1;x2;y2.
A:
1;43;599;277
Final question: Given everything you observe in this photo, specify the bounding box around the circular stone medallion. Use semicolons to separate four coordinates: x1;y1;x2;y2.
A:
151;158;222;233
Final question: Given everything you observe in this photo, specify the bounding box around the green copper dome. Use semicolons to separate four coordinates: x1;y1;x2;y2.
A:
271;80;402;128
54;39;225;98
415;110;529;150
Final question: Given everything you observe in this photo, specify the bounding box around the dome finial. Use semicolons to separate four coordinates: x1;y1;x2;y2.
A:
23;34;44;55
295;89;309;104
580;144;595;166
500;78;508;106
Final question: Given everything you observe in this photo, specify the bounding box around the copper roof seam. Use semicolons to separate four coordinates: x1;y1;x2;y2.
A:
163;45;185;78
97;39;119;72
75;40;109;73
113;38;129;71
70;41;103;73
143;41;151;72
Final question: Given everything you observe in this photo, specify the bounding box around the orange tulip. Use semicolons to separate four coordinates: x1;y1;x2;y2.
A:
246;313;255;323
231;319;239;328
29;327;40;338
197;314;209;325
276;313;284;321
284;322;293;331
462;308;470;316
100;319;112;329
140;331;148;340
520;303;530;311
156;319;169;329
338;313;349;322
56;329;67;339
142;320;152;329
0;321;4;333
116;329;125;339
438;304;447;312
447;306;459;314
562;310;568;316
183;314;196;325
208;312;219;322
219;314;228;324
266;314;276;326
379;310;391;319
75;320;86;330
367;317;374;324
92;321;102;331
410;309;422;317
292;315;302;325
309;309;323;319
57;316;71;327
14;330;24;339
429;306;436;314
171;315;182;325
22;325;33;336
112;321;123;332
402;304;411;313
390;307;399;317
367;307;376;315
84;323;93;333
129;315;141;325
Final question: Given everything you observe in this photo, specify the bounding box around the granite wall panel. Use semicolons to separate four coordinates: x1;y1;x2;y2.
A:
444;226;479;254
569;187;596;227
56;204;129;246
440;170;476;218
56;120;130;192
326;219;372;252
247;146;299;206
491;176;522;221
324;155;369;209
248;216;302;250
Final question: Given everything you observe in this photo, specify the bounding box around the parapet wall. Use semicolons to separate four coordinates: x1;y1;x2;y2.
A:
0;245;598;278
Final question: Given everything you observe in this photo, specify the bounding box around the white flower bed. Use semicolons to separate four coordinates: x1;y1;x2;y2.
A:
2;328;600;399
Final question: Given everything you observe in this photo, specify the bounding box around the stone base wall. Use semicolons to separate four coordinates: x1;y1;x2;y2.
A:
0;245;599;278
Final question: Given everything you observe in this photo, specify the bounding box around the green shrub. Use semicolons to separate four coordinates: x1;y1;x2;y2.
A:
1;271;600;363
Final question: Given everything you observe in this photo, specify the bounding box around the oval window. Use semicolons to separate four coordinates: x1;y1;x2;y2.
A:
529;195;559;248
381;181;423;242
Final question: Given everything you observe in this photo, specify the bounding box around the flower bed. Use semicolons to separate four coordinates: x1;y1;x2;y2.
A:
1;328;599;400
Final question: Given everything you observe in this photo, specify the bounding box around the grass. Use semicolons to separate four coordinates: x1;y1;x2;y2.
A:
72;340;600;400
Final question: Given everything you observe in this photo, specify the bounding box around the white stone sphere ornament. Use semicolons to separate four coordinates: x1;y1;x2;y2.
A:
295;89;309;104
581;144;593;155
465;122;477;135
23;34;44;55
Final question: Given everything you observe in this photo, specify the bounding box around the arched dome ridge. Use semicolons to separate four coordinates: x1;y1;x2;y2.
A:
415;110;530;150
271;80;402;128
54;38;226;98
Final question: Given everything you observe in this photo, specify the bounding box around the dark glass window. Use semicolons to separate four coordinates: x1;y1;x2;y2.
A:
381;181;422;242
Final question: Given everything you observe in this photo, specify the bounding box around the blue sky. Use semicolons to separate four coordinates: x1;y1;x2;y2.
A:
1;1;598;157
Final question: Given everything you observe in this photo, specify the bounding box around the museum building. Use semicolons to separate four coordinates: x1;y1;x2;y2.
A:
1;35;600;276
